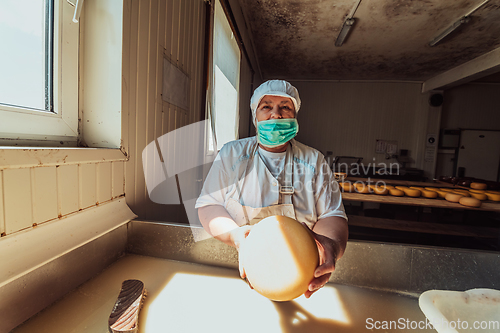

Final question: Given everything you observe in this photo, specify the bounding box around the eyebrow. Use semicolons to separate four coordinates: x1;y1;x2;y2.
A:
260;99;293;105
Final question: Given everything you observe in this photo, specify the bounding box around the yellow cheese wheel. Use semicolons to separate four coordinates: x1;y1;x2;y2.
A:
470;182;487;190
445;192;464;203
372;186;389;195
459;197;482;208
339;182;355;193
452;190;471;197
388;188;404;197
469;189;486;194
439;188;454;192
240;216;319;302
410;186;424;191
420;190;438;199
485;192;500;202
469;192;488;201
396;186;421;197
354;183;371;194
425;188;447;198
436;190;448;198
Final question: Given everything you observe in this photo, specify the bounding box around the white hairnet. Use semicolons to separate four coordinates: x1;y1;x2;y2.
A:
250;80;301;125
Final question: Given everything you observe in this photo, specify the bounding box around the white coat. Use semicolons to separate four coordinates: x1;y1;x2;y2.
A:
195;137;347;229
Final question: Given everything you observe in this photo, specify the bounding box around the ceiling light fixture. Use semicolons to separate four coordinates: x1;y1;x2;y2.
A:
335;18;356;47
429;0;489;47
429;16;470;47
335;0;362;47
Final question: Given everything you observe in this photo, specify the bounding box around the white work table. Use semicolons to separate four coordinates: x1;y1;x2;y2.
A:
13;254;432;333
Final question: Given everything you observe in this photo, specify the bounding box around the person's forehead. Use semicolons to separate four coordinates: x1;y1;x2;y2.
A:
258;95;293;105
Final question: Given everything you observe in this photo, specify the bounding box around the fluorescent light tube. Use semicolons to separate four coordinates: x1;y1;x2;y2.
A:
335;18;356;47
429;16;470;47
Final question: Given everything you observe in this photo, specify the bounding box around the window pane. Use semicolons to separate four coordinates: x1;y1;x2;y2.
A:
214;65;238;150
0;0;51;111
212;0;241;150
214;1;239;89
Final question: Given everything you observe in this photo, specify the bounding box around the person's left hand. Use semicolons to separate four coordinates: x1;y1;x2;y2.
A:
302;224;338;298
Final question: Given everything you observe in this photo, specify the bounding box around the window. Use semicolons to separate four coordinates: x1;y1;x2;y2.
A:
209;0;241;151
0;0;79;146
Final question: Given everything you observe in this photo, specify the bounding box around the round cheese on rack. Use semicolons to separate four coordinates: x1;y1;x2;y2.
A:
470;182;487;190
371;185;389;195
420;189;438;199
396;186;421;197
426;188;448;198
445;192;464;203
339;182;355;192
389;188;404;197
469;192;488;201
485;192;500;202
354;183;371;194
239;216;319;302
459;197;481;208
452;189;471;197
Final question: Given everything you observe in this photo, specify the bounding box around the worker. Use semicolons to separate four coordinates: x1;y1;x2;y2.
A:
196;80;348;298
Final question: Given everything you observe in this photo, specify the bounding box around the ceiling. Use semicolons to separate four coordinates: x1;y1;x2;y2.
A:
237;0;500;81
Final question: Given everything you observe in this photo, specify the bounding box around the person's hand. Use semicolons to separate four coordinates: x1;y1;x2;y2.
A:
229;225;254;288
302;223;338;298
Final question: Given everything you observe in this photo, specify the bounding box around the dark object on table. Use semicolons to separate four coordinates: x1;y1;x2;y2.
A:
109;279;146;333
438;176;500;190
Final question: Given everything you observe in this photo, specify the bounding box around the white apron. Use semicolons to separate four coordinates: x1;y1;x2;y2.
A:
225;142;297;225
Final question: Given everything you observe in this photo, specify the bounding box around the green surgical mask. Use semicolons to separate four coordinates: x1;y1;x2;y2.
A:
257;118;299;148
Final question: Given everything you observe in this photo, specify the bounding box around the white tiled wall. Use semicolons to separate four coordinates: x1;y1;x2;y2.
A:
0;162;125;236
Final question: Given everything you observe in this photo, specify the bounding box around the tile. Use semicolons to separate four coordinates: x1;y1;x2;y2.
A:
97;162;112;204
57;165;79;216
112;161;124;198
33;167;58;224
79;164;96;209
3;168;32;234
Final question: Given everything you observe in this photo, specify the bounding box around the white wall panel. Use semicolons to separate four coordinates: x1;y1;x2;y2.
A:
79;164;96;209
291;81;425;167
4;168;32;233
57;165;79;217
171;0;180;64
32;167;58;225
145;0;159;220
124;0;139;211
441;83;500;131
124;0;207;221
97;162;112;204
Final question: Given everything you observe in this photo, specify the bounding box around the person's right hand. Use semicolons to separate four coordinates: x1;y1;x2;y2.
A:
230;225;253;286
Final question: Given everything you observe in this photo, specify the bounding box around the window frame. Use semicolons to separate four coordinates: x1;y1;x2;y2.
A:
0;0;79;146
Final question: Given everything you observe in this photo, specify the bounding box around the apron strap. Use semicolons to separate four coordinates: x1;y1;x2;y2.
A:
278;143;294;205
